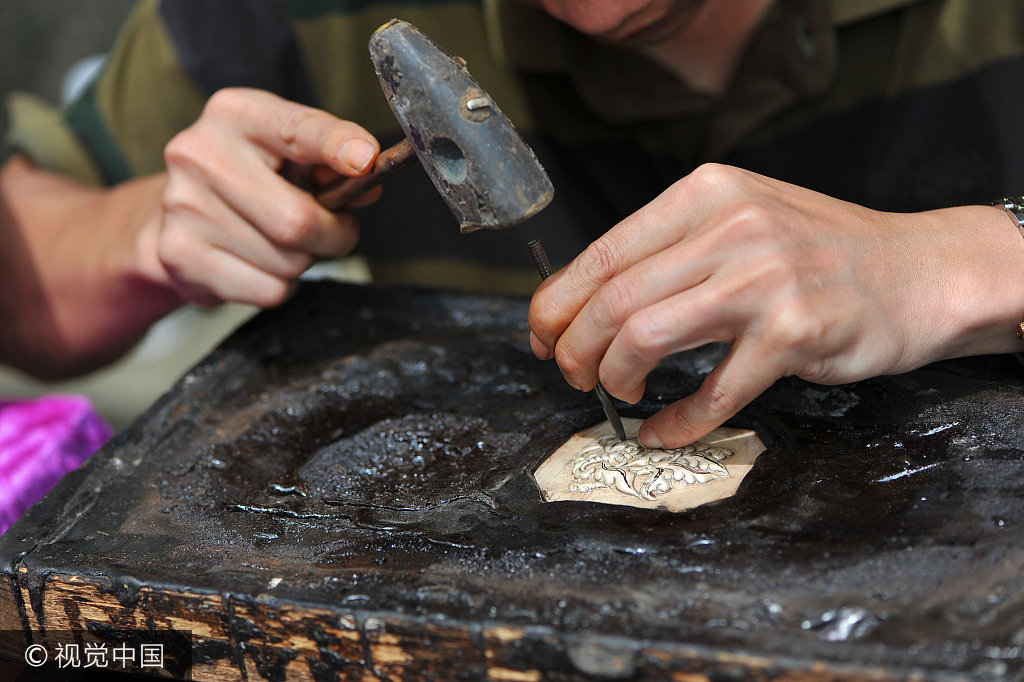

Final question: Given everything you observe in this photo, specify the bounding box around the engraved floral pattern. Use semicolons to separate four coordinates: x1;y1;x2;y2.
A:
570;436;734;500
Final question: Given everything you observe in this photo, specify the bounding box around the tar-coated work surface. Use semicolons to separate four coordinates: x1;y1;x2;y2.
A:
2;282;1024;681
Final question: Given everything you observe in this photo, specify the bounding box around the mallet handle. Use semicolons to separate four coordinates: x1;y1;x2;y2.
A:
315;138;416;211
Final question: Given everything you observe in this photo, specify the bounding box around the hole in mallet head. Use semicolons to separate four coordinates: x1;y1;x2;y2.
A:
428;136;467;185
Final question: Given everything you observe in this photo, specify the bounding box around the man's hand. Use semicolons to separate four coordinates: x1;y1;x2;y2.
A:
0;87;380;378
529;164;1024;448
159;87;380;306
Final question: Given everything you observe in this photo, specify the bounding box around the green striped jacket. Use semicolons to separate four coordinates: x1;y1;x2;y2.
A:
7;0;1024;292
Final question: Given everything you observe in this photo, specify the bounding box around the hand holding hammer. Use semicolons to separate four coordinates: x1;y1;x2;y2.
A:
316;19;553;233
155;20;552;310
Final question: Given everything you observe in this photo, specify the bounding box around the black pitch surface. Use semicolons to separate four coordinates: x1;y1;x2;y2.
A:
3;282;1024;679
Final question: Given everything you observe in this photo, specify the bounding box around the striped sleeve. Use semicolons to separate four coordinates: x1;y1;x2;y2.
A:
8;0;208;185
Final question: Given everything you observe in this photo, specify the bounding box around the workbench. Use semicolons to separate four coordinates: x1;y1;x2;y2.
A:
2;282;1023;681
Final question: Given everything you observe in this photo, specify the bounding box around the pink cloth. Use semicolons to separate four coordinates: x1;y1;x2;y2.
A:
0;395;112;535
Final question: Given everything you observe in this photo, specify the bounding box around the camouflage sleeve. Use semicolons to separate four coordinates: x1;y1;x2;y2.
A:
6;0;208;185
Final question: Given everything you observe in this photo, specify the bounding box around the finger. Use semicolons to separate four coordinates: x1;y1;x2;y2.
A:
163;238;300;309
553;232;721;391
232;159;362;257
530;330;553;360
597;282;742;402
210;88;380;176
181;142;362;257
638;339;782;448
529;165;732;354
162;171;315;279
529;223;678;356
310;164;340;187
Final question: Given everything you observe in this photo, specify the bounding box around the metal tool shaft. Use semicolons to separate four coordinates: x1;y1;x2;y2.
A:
316;138;416;211
593;384;627;442
527;240;628;442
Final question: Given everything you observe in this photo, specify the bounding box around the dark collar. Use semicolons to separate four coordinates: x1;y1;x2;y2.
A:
485;0;842;157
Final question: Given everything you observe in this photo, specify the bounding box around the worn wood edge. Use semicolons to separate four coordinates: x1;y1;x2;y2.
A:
0;571;23;631
0;570;966;681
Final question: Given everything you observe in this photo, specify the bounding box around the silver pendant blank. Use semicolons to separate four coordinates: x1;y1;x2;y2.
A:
533;418;766;512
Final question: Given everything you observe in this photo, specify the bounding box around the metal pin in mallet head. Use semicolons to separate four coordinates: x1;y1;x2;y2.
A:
527;239;628;442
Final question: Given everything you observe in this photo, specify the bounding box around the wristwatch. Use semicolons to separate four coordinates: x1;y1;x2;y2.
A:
995;197;1024;340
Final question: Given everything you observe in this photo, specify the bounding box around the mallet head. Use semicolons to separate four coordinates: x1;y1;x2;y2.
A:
369;19;554;233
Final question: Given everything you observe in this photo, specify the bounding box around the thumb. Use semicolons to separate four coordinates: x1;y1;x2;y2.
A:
638;342;780;448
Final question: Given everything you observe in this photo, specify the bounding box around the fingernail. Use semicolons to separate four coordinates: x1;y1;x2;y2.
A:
639;423;663;449
529;331;550;359
561;370;582;391
342;139;376;171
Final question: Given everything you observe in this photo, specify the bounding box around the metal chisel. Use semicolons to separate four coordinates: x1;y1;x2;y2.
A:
528;239;628;442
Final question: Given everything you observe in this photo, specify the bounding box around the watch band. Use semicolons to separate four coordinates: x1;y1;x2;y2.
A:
996;196;1024;234
995;197;1024;340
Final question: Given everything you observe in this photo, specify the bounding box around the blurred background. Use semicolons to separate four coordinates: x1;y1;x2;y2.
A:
0;2;260;430
0;1;133;143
